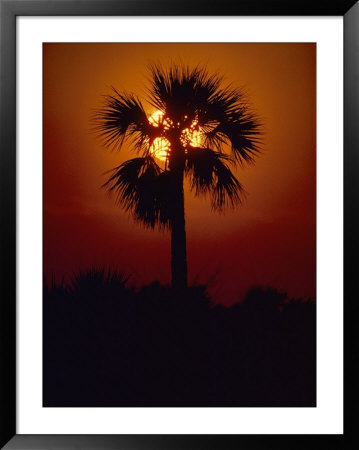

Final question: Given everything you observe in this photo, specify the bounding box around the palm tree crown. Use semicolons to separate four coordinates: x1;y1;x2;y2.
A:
94;64;262;289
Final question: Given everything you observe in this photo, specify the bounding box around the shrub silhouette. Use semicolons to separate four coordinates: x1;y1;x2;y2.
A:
70;267;130;298
43;269;315;407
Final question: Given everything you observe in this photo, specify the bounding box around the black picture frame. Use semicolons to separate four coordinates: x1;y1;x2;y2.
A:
1;0;357;448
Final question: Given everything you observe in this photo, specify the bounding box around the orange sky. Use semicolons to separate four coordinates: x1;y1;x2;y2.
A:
43;43;316;304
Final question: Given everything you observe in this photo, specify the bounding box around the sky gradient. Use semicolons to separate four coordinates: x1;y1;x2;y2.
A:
43;43;316;304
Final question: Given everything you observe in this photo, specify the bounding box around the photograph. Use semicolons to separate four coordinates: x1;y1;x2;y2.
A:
42;42;316;407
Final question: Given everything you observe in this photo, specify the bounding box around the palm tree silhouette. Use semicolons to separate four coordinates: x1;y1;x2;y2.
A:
95;64;262;290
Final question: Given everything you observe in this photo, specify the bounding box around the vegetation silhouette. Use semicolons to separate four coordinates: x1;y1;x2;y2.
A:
94;64;262;289
43;269;316;407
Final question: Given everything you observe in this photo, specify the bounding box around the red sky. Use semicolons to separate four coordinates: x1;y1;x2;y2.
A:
43;43;316;304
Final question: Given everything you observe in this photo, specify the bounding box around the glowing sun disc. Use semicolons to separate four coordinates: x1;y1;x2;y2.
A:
151;137;170;161
148;110;170;161
148;110;203;162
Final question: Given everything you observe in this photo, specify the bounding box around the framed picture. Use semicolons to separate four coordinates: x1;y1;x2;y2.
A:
1;0;357;448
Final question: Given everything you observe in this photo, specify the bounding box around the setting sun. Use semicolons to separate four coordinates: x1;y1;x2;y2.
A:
148;110;203;161
150;137;170;161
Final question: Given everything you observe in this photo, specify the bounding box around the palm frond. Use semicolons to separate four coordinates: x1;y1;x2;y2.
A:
200;89;262;164
147;63;222;124
204;111;262;164
93;88;159;151
147;63;262;164
103;156;172;228
185;147;244;210
212;156;245;210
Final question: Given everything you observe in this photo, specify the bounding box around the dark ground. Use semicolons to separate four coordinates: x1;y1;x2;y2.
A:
43;269;316;407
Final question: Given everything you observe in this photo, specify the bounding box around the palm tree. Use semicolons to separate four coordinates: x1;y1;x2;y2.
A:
94;64;261;290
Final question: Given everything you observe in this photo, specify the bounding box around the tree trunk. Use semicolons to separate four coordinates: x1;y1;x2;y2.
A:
170;166;188;290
